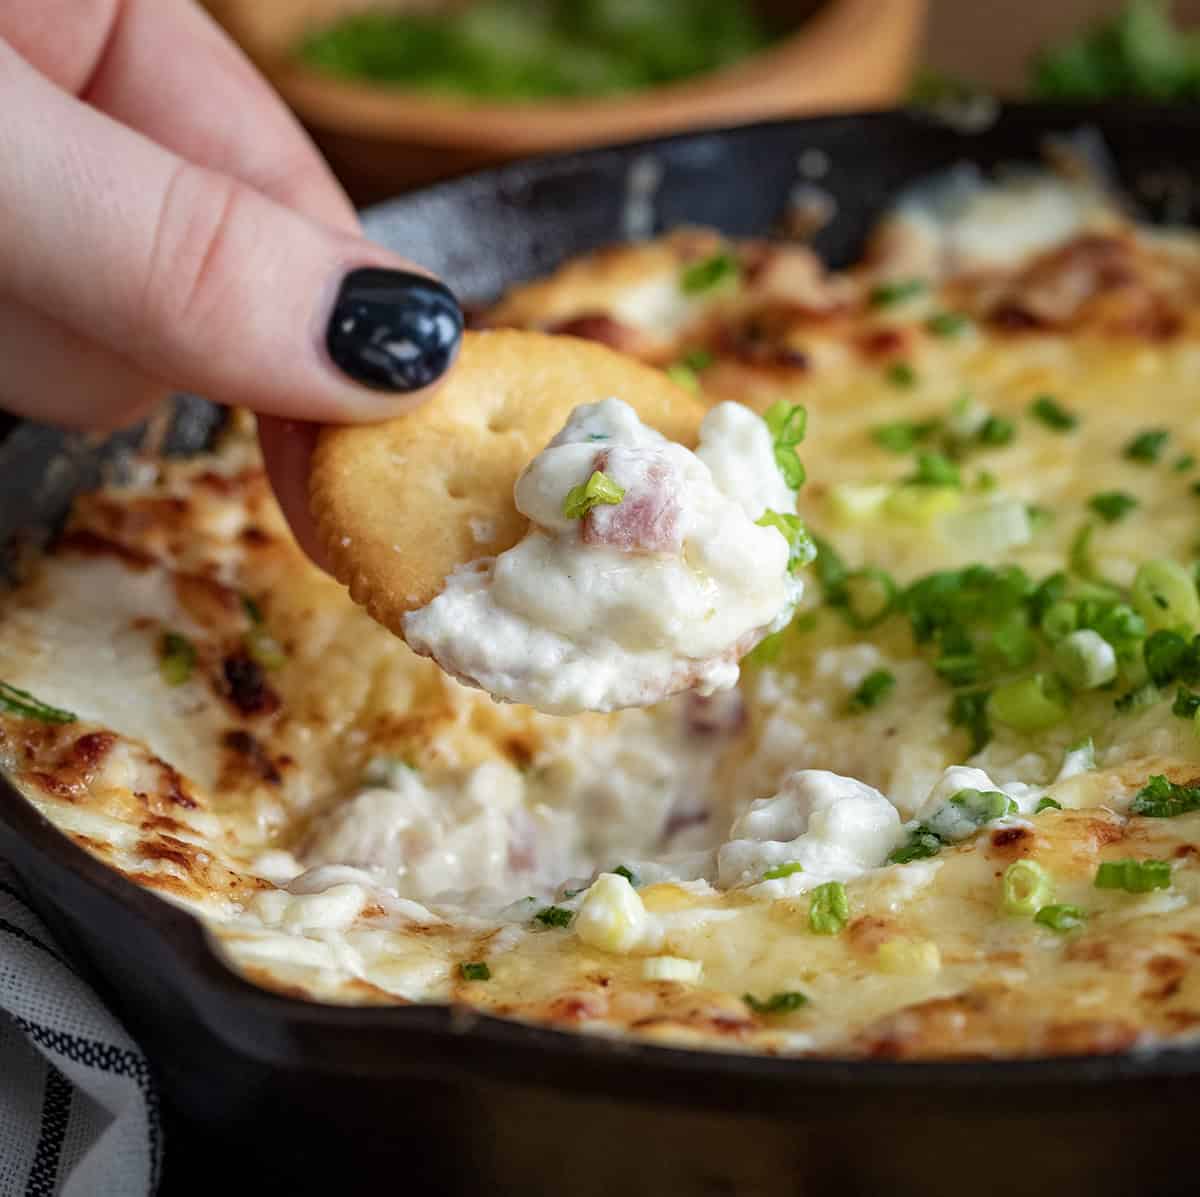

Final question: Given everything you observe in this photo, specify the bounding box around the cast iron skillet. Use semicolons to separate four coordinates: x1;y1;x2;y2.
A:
3;106;1200;1197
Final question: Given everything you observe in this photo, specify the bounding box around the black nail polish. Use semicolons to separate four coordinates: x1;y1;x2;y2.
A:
326;268;463;392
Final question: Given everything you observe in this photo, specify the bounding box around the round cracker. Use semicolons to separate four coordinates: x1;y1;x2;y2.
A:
310;329;705;637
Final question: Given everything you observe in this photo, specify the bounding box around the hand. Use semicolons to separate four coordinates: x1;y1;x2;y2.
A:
0;1;464;565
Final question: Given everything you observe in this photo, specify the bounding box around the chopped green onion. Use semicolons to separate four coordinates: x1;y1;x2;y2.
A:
244;627;286;672
1094;858;1172;893
1142;629;1198;686
1036;797;1063;813
755;509;816;572
0;682;76;725
1114;681;1160;714
533;905;573;928
808;881;850;935
1041;600;1079;642
978;415;1015;446
1029;394;1078;431
680;347;713;372
907;451;960;488
943;500;1032;555
848;669;896;713
1132;559;1200;634
950;689;992;755
1173;686;1200;718
612;865;638;886
666;363;700;391
742;991;808;1015
885;361;918;388
762;401;808;490
926;311;970;337
1129;774;1200;818
460;961;491;981
680;251;739;295
1034;904;1087;932
988;674;1067;732
872;419;937;454
923;788;1014;843
563;470;625;519
1124;428;1170;463
1002;860;1054;915
761;861;804;880
889;828;943;864
1087;491;1139;523
869;277;927;307
1174;453;1196;473
842;569;898;629
1068;523;1099;580
241;594;265;625
159;632;197;686
884;483;962;524
1055;628;1118;690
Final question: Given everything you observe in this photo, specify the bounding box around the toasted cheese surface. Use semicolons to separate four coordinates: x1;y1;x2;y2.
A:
6;170;1200;1058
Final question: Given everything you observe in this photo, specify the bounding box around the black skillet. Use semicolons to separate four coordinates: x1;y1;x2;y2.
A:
2;106;1200;1197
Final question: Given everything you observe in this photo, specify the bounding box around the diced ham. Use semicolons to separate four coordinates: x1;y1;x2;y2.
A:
583;449;683;555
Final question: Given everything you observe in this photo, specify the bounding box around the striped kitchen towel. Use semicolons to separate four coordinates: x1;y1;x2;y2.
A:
0;862;160;1196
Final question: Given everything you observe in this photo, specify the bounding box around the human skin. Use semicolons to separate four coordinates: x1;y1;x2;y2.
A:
0;0;463;566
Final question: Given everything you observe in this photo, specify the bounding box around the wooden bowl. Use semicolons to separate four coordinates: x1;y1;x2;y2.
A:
210;0;927;202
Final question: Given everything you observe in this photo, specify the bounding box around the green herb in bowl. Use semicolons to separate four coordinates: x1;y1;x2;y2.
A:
297;0;773;101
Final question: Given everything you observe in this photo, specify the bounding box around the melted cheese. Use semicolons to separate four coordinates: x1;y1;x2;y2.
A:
6;173;1200;1058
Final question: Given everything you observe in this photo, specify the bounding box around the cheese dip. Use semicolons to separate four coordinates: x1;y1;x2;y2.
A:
402;398;808;714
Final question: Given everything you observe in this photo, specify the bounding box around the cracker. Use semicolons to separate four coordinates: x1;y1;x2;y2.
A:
310;329;704;637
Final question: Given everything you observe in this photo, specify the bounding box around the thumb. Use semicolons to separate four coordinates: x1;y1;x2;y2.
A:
0;42;462;424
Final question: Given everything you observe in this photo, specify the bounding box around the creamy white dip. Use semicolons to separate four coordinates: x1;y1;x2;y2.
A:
403;398;804;715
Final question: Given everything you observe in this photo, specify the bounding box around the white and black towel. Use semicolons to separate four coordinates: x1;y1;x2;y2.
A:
0;862;160;1196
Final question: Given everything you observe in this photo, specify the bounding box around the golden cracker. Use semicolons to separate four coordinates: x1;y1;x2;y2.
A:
310;329;704;637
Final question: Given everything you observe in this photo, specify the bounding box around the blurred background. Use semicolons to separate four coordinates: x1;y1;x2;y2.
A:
202;0;1200;202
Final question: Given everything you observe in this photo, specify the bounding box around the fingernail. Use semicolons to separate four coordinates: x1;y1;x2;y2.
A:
326;268;463;393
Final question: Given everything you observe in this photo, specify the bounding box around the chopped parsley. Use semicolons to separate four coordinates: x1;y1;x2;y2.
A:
563;470;625;519
1124;427;1170;463
742;991;808;1015
1035;796;1064;813
926;311;970;337
808;881;849;935
1173;686;1200;718
1034;904;1087;932
533;905;573;929
680;251;739;295
761;861;804;880
869;277;927;307
0;682;77;725
885;361;918;389
848;668;896;713
762;401;808;489
1087;491;1139;523
1029;395;1078;431
1174;453;1197;473
460;961;491;981
1129;774;1200;818
1094;858;1172;893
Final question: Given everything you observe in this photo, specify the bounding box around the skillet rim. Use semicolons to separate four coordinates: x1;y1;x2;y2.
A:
4;102;1200;1100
